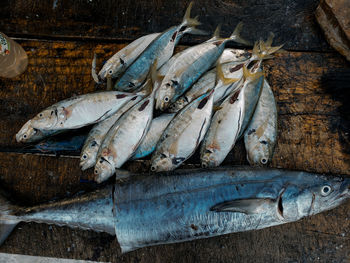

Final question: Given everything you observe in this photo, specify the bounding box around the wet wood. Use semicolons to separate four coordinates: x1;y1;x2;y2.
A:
0;0;330;51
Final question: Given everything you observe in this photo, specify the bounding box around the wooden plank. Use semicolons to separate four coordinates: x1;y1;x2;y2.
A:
0;0;330;51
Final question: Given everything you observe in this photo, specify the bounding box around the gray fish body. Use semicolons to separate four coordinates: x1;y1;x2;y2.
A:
1;167;349;253
98;33;161;80
131;113;175;160
244;80;278;166
114;26;179;91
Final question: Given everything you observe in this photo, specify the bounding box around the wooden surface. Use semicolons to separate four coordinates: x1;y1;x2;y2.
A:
0;0;350;262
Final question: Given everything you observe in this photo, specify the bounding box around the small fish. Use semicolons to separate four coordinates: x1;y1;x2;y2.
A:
200;66;264;168
156;22;250;111
94;71;158;183
114;2;205;91
131;113;175;160
25;91;136;132
1;167;348;253
80;95;143;171
244;79;277;166
97;33;161;81
151;91;214;172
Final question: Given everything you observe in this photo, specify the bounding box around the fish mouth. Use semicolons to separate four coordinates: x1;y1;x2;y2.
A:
80;160;94;171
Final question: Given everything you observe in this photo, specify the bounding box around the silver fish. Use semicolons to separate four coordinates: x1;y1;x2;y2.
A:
94;86;157;183
97;33;161;81
200;66;264;168
244;79;277;166
26;91;136;132
156;22;250;111
169;61;245;113
114;2;204;91
15;120;60;143
131;113;175;160
151;91;214;172
80;95;143;171
1;167;348;253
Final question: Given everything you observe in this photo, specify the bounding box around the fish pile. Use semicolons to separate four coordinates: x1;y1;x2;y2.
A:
16;2;282;184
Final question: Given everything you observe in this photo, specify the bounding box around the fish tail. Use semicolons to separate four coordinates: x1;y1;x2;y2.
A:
215;63;240;86
252;32;284;61
228;22;251;46
91;53;100;84
0;190;21;246
242;64;264;81
181;2;208;36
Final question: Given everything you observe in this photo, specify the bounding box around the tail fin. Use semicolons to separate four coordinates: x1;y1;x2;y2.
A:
251;33;284;61
243;64;264;81
215;63;240;86
182;2;201;27
229;22;251;46
0;191;20;246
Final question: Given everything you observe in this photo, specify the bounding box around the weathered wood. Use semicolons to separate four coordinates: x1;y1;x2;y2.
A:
0;0;330;51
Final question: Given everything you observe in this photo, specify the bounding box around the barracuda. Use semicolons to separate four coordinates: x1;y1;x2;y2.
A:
1;167;348;253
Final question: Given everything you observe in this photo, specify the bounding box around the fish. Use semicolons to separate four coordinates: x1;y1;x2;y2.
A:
0;167;348;253
80;95;143;171
156;22;250;111
169;60;246;113
15;120;60;143
23;91;137;132
200;66;264;168
94;71;158;183
97;33;161;82
114;2;205;92
244;79;278;166
151;91;214;172
131;113;175;160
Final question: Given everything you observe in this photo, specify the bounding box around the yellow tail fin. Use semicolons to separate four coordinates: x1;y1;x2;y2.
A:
216;63;240;86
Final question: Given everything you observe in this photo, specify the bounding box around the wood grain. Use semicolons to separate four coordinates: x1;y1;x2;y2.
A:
0;0;330;51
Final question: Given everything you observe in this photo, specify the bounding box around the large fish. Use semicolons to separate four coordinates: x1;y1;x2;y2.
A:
244;79;278;166
156;22;250;111
151;91;214;172
200;66;264;168
114;2;204;92
0;167;348;253
80;95;143;171
20;91;137;133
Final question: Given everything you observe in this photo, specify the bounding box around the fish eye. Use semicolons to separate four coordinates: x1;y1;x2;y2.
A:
150;166;156;172
321;185;332;196
23;134;27;139
94;169;99;174
201;163;208;168
108;69;113;75
99;159;103;164
164;96;169;102
39;113;43;117
260;158;268;165
82;154;87;160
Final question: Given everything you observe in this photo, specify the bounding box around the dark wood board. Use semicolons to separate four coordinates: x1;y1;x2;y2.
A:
0;36;349;262
0;0;331;52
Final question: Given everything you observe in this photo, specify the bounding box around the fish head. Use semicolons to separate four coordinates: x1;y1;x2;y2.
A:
16;120;37;142
201;148;221;168
94;156;115;183
80;141;99;171
277;175;350;221
115;77;141;92
246;142;271;166
156;81;176;110
168;97;187;113
30;107;59;130
98;58;123;80
150;152;174;172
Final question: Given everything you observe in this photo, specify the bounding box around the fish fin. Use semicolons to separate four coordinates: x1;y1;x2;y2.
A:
252;33;284;61
229;22;251;46
215;63;239;86
213;105;223;112
208;24;221;41
210;198;274;214
186;27;208;36
182;1;201;27
141;59;159;96
243;65;264;81
0;190;20;246
91;53;100;84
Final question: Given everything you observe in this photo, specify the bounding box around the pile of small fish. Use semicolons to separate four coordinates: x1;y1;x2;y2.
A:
16;2;282;183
